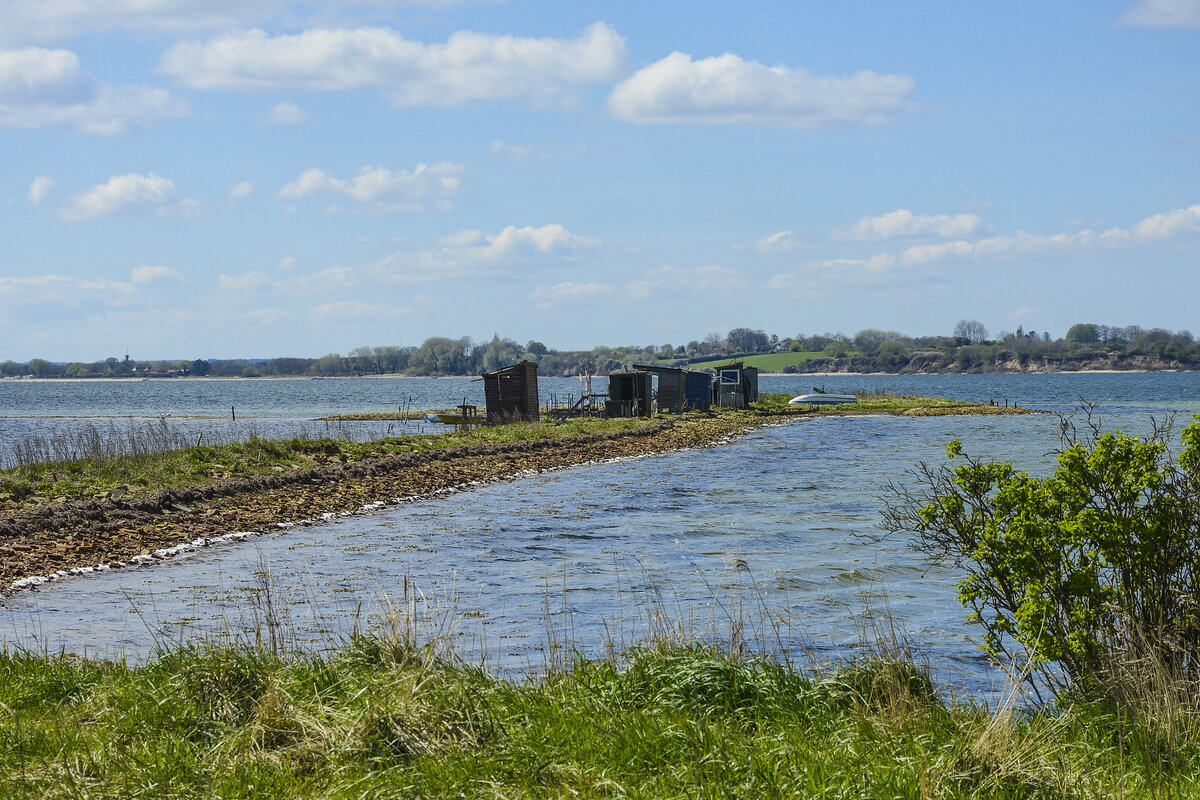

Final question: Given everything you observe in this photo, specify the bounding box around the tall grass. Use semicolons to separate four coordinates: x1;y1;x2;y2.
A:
5;558;1200;797
0;415;659;504
3;606;1198;797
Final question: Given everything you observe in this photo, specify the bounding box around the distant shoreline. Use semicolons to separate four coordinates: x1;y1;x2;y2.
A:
1;368;1185;383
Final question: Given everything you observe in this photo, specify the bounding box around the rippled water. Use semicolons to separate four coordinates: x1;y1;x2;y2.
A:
2;372;1199;698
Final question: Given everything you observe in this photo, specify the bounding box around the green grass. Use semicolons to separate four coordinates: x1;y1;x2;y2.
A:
0;416;653;512
2;638;1196;798
688;351;828;372
752;391;1030;416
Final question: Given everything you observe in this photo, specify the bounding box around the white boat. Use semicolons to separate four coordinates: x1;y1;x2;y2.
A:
788;393;857;405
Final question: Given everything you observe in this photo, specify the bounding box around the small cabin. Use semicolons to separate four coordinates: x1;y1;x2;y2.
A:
711;362;759;409
482;360;540;423
605;371;653;417
632;365;713;413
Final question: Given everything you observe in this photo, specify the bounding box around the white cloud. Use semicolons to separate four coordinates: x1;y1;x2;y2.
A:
490;139;583;163
836;209;984;241
130;265;184;284
1;0;503;45
1132;203;1200;240
278;162;464;213
897;225;1141;266
0;47;186;133
60;173;201;220
531;281;614;308
0;274;135;307
227;180;254;200
27;175;53;204
1119;0;1200;28
307;301;409;320
278;255;297;269
261;101;311;124
160;22;627;108
371;223;600;282
607;51;914;128
733;230;800;254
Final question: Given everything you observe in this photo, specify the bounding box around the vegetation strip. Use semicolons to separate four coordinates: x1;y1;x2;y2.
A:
1;397;1036;594
2;637;1195;798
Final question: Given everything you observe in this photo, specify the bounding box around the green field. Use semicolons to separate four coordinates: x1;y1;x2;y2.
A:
687;350;828;372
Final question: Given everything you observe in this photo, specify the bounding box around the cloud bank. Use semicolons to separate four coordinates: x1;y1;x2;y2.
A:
60;173;201;220
160;22;627;108
0;48;186;133
607;52;914;128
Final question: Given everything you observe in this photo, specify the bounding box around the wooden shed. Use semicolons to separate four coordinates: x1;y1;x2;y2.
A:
711;362;759;409
605;371;653;417
632;365;713;413
482;360;540;423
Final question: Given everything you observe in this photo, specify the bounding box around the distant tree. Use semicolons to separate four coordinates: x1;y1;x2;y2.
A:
374;345;411;373
477;334;523;372
409;336;473;375
348;345;377;374
659;343;674;358
854;329;905;356
953;319;988;344
1065;323;1100;344
27;358;50;378
727;327;769;353
526;340;549;358
823;341;849;359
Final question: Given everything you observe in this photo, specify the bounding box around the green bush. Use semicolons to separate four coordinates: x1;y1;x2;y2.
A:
885;407;1200;699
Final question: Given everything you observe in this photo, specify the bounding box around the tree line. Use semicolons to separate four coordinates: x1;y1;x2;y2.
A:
3;321;1199;378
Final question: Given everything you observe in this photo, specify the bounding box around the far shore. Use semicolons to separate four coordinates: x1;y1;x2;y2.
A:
0;368;1176;384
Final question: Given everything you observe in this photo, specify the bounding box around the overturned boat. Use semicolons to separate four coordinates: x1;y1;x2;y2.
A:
788;393;857;405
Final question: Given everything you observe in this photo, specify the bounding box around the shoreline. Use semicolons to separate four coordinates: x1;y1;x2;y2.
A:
0;413;768;595
0;403;1037;598
1;368;1188;383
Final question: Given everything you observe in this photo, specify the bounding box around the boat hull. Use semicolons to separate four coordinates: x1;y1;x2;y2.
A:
788;394;857;405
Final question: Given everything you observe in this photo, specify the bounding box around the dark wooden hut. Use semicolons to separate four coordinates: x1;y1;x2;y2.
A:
482;360;540;423
632;365;713;413
605;371;653;417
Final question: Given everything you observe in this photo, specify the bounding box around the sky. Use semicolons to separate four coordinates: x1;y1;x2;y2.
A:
1;0;1199;361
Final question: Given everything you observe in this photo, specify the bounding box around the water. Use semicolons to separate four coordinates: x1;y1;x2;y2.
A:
0;375;612;467
2;372;1199;698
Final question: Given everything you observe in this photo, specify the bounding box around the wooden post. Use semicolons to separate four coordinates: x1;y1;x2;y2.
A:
231;405;236;421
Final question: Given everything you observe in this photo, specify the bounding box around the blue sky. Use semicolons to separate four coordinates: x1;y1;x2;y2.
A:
1;0;1198;361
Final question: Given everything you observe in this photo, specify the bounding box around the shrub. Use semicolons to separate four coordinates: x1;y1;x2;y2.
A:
884;407;1200;700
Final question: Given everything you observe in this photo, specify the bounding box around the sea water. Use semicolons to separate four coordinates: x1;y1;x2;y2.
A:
2;372;1198;698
